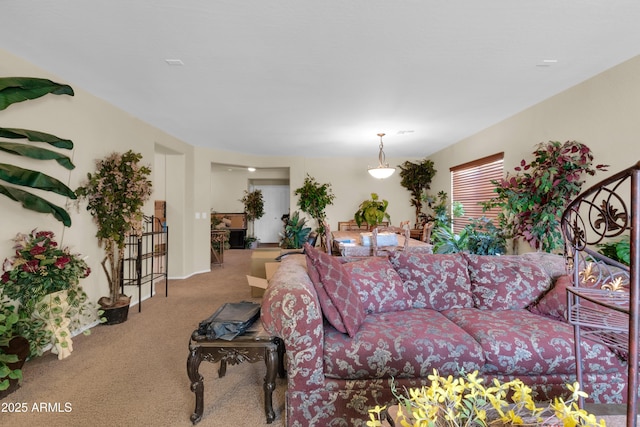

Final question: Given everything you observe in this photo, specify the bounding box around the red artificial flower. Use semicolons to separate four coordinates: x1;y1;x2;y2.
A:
30;245;46;256
55;256;71;269
22;259;40;273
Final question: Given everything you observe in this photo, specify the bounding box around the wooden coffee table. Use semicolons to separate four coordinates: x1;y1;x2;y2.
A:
187;323;285;424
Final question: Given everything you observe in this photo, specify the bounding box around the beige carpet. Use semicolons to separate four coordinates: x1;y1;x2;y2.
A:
2;249;286;427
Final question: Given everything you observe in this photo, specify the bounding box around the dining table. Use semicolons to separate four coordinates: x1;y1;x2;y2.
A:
331;230;433;257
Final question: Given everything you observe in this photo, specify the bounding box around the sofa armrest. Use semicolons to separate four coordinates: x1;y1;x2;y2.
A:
261;255;326;391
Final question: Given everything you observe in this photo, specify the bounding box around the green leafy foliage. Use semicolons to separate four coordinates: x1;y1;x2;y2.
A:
434;217;505;255
0;303;23;390
279;211;312;249
354;193;391;227
398;158;437;224
294;174;335;234
240;189;265;222
598;236;630;266
0;77;76;226
483;141;607;252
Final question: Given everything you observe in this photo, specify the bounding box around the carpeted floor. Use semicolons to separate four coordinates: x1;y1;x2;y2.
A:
2;249;286;427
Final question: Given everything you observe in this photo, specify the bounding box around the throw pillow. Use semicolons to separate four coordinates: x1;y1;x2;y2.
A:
304;243;365;337
464;254;552;310
528;274;575;321
529;273;626;321
343;256;412;314
305;251;347;333
388;252;474;310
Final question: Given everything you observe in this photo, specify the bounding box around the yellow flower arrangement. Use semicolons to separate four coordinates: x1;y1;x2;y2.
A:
367;369;605;427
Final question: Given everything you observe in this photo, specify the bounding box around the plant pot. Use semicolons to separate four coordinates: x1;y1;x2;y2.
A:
0;336;29;400
99;295;131;325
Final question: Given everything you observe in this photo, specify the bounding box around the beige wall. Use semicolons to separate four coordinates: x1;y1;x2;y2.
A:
428;55;640;198
2;46;639;306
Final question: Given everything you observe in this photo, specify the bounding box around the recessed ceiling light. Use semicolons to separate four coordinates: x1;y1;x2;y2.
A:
247;167;256;172
543;59;558;63
165;59;184;66
397;130;415;135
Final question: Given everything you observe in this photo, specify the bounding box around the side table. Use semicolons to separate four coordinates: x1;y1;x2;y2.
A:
187;323;286;424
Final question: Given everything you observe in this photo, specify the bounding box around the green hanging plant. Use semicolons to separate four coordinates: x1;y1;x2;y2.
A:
0;77;76;226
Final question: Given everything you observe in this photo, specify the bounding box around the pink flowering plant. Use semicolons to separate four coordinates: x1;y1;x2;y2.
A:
1;230;90;315
1;229;96;357
75;150;152;308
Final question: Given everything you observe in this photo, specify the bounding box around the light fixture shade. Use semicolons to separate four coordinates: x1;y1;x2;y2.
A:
368;133;396;179
368;166;396;179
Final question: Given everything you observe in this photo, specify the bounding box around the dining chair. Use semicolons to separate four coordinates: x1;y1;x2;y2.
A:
370;225;410;256
421;222;435;244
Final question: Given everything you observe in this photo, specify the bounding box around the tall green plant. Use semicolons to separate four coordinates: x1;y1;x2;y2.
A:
398;158;436;225
75;151;152;308
294;174;335;234
0;77;76;226
483;141;607;252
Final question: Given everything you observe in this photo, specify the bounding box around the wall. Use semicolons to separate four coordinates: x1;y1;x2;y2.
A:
426;54;640;252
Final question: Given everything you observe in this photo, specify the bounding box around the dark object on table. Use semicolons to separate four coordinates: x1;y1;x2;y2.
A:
196;301;260;341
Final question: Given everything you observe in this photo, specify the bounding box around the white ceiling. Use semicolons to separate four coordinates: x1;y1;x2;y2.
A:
2;1;640;159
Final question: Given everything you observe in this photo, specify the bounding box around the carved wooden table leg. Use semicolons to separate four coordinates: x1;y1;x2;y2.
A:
187;326;284;425
186;344;204;425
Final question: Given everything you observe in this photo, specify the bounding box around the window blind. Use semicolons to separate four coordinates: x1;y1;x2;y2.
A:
450;153;504;233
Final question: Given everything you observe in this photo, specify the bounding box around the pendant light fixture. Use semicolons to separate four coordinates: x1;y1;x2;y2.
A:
368;133;396;179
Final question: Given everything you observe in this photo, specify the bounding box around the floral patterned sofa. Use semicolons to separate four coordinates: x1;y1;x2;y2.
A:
261;244;628;427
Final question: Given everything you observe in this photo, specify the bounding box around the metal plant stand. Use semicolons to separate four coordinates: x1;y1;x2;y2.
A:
562;162;639;426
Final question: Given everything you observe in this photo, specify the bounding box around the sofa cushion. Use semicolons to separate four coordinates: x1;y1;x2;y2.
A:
443;308;623;376
304;243;365;337
389;253;474;310
323;308;485;380
464;254;552;310
520;252;567;280
343;256;412;314
528;274;577;321
305;253;347;333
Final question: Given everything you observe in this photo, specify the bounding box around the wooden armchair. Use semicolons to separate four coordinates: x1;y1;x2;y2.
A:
371;225;410;256
421;222;435;244
337;220;369;231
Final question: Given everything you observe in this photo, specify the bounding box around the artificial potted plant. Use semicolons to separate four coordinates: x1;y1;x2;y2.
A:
398;158;437;226
279;211;312;249
294;174;335;241
354;193;390;229
0;230;98;360
483;140;607;252
240;189;264;249
0;301;27;398
75;150;152;324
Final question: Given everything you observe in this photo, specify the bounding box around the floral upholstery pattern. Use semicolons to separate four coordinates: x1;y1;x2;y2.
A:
305;251;347;333
261;254;629;427
324;309;485;379
305;243;365;337
442;308;623;375
464;254;552;310
389;252;474;310
343;256;412;314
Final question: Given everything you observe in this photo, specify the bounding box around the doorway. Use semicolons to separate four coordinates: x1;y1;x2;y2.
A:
253;184;290;244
